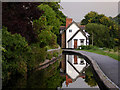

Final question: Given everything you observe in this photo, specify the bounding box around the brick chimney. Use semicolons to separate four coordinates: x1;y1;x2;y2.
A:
66;18;72;28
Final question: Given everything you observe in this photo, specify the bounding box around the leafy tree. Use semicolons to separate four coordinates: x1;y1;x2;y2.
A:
2;2;43;43
81;11;119;48
33;16;57;48
86;23;113;48
38;4;60;35
112;14;120;24
42;2;66;26
2;27;31;80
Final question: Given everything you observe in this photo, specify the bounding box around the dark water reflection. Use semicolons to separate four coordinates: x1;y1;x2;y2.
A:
60;52;99;89
3;52;99;89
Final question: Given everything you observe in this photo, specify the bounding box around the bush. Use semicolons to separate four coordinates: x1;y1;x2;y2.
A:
46;52;52;60
2;27;31;80
30;44;47;67
103;47;107;50
79;45;99;50
113;46;118;52
53;51;59;57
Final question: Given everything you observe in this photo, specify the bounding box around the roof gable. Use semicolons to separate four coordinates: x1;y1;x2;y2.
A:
66;21;81;30
68;29;87;42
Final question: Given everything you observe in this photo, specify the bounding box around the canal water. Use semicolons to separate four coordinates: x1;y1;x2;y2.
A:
3;51;100;89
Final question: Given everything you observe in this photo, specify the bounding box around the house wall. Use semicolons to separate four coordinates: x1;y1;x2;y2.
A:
66;23;79;48
71;55;87;72
68;31;86;48
66;55;87;79
68;40;72;48
61;31;65;48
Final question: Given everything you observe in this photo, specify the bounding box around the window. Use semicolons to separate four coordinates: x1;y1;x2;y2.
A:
69;29;72;32
81;40;84;43
80;39;84;45
80;60;85;65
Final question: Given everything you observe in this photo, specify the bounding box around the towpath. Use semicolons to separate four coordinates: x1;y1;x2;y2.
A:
63;49;120;88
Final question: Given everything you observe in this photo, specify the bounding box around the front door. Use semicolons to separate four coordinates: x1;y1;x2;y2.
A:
74;39;77;49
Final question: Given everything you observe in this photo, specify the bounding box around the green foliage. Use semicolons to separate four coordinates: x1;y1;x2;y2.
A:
113;46;118;52
82;49;119;61
86;23;114;48
2;27;31;80
79;45;99;50
30;44;47;68
81;11;114;27
112;14;120;24
38;4;60;35
46;52;52;60
85;66;97;87
46;51;59;60
53;51;59;57
81;11;119;48
26;59;65;88
33;16;57;48
41;2;66;26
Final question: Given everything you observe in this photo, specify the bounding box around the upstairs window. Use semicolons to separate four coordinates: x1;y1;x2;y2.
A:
69;29;72;32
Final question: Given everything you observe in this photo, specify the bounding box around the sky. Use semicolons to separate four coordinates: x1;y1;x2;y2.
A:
59;0;119;22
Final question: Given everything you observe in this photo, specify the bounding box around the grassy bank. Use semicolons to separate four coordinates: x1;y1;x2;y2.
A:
77;45;119;61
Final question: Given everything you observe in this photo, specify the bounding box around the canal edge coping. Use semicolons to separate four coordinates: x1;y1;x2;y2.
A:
63;49;119;90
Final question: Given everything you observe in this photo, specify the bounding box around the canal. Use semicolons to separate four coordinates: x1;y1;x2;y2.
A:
3;51;100;89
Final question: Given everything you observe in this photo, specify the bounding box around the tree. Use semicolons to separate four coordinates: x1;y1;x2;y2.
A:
81;11;115;29
38;4;60;35
86;23;112;48
81;11;119;48
42;2;66;26
2;27;31;80
2;2;43;43
33;16;57;48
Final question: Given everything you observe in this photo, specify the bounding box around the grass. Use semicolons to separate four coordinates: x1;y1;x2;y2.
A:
77;46;119;61
83;49;119;61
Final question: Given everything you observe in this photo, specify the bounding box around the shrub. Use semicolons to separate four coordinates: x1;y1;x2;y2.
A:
113;46;118;52
109;49;112;52
79;45;99;50
79;45;94;50
53;51;59;57
103;47;107;50
92;46;99;50
2;27;31;80
46;52;52;60
30;44;47;67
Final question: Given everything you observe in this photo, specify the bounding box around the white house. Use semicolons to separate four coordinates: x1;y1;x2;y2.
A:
66;55;87;80
60;18;90;49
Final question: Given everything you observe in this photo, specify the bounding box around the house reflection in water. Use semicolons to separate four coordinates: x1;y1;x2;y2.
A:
60;54;89;87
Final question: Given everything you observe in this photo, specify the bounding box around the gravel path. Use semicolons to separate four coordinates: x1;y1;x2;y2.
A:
78;50;120;87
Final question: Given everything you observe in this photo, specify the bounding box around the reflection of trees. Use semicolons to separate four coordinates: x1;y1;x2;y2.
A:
85;66;97;87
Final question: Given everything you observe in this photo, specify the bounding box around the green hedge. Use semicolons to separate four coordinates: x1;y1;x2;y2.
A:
79;45;99;50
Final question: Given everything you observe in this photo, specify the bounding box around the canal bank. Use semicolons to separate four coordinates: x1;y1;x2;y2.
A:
63;49;119;89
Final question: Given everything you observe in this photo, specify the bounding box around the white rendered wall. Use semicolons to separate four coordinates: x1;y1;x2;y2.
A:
69;31;86;48
68;40;72;48
66;55;87;79
66;23;79;48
